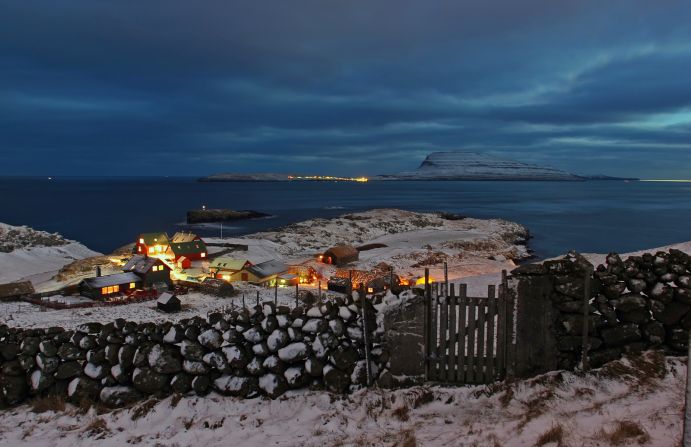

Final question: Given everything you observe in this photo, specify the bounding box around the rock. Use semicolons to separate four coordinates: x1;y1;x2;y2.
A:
376;369;394;388
554;300;589;313
170;372;192;394
197;329;223;350
30;369;54;393
163;325;185;344
261;316;279;333
77;322;102;334
339;307;355;322
350;360;379;386
17;354;35;371
601;324;641;347
617;308;650;324
84;362;107;380
180;340;205;362
148;344;182;374
214;375;256;397
1;360;24;376
510;263;547;276
302;319;327;334
243;327;265;343
614;294;648;313
110;364;129;385
267;329;289;352
556;336;603;352
0;343;19;361
676;276;691;288
183;360;209;375
653;301;690;325
247;357;265;376
38;341;57;357
554;280;585;299
66;377;99;402
329;345;360;372
192;375;211;395
202;352;227;371
278;342;309;363
78;335;97;351
287;327;304;342
643;321;666;345
1;375;28;405
603;282;627;299
86;349;106;364
676;288;691;305
650;283;674;303
627;279;647;294
305;357;324;377
118;345;136;368
589;348;622;368
105;344;120;364
668;328;688;351
284;366;309;388
323;364;350;393
346;326;364;341
258;373;288;398
20;337;40;356
35;354;59;374
328;319;345;337
99;386;141;407
132;367;168;393
222;346;248;369
559;314;601;336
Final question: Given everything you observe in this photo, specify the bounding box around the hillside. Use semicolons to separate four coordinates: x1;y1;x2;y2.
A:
378;151;582;181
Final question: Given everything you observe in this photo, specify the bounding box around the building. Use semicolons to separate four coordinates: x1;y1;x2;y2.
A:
321;245;359;266
157;292;181;312
0;281;35;301
135;232;170;256
79;272;142;300
244;259;296;286
170;232;202;243
210;257;253;282
167;240;208;267
122;254;172;287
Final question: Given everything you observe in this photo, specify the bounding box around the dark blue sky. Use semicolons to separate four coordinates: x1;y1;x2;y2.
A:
1;1;690;178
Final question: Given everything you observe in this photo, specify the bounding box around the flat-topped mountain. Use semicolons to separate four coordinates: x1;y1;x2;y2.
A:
377;151;582;181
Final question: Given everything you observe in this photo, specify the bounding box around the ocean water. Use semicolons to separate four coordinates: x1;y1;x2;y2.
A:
1;177;690;258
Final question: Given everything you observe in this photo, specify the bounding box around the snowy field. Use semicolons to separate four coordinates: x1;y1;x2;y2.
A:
0;351;683;446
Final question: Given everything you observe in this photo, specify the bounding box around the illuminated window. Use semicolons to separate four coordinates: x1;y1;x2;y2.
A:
113;285;119;293
148;247;155;254
101;287;108;294
200;252;206;258
139;238;144;244
156;245;162;252
367;287;374;293
129;282;136;289
137;246;142;252
222;275;230;281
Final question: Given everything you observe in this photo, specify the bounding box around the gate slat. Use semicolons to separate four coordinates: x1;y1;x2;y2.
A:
476;297;487;383
486;285;496;382
447;284;457;383
457;284;467;383
496;284;506;379
466;296;476;384
439;289;449;382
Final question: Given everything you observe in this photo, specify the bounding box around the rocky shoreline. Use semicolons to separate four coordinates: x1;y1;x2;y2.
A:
186;209;271;224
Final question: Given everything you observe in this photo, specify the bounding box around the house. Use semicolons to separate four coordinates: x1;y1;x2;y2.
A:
167;240;208;267
244;259;295;286
122;254;172;287
210;257;253;282
0;281;35;301
289;264;319;284
157;292;181;312
135;232;170;256
79;272;142;300
170;232;202;243
321;245;359;266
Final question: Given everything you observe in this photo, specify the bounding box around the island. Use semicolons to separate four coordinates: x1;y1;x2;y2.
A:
186;208;271;224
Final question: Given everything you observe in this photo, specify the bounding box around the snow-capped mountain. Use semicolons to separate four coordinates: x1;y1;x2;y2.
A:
379;151;582;181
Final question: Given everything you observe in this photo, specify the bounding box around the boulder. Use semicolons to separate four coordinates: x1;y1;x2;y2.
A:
170;372;193;394
559;314;602;336
214;375;256;397
617;309;651;324
262;355;285;374
243;327;265;344
197;329;223;350
643;321;666;345
132;367;168;393
1;360;24;376
118;345;136;368
650;283;674;303
148;344;182;374
192;375;211;395
284;366;309;388
305;357;324;377
323;364;350;393
668;328;688;351
329;345;360;372
302;319;328;334
67;377;100;402
601;324;641;347
0;343;19;361
653;301;690;325
267;329;289;352
613;294;648;313
554;279;585;299
222;346;249;369
30;369;54;393
246;357;265;376
180;340;205;362
202;352;227;371
110;364;129;385
20;337;40;356
38;341;58;357
84;362;107;380
99;386;141;407
1;375;28;405
258;373;288;398
277;342;309;363
603;282;627;299
675;288;691;305
35;354;59;374
163;325;185;344
183;360;209;375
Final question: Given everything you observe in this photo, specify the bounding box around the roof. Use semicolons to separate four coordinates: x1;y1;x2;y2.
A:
0;281;35;298
123;255;167;274
169;240;207;256
171;232;200;243
209;257;252;271
324;245;359;259
246;259;288;279
138;232;169;246
81;272;141;289
157;292;179;305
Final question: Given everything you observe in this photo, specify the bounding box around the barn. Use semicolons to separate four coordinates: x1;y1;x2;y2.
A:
79;272;141;300
322;245;359;266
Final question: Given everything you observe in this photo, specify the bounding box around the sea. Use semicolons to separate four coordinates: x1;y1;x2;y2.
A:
1;177;690;259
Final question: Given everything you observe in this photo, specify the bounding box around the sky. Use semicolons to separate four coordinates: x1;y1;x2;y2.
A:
1;1;691;178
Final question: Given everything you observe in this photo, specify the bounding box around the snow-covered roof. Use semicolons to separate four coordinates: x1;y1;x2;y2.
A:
81;272;140;289
246;259;288;279
157;292;179;305
123;255;166;274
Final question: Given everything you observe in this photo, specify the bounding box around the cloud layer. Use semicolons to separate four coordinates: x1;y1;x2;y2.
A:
1;0;690;177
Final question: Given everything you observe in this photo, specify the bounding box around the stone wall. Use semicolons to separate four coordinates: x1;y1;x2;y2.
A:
0;295;390;408
511;248;691;372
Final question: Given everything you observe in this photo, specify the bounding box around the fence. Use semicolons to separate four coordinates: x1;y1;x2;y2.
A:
424;269;515;384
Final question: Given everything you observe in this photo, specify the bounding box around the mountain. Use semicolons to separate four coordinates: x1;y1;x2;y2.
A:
376;151;582;181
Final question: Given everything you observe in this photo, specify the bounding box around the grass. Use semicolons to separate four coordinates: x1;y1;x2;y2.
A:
392;405;410;422
516;389;555;431
131;398;158;421
598;420;650;446
535;424;564;447
83;418;110;439
30;395;66;414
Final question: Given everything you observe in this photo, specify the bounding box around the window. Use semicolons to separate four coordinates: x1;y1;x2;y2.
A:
156;245;162;252
139;238;144;244
200;252;206;258
137;246;142;252
129;282;136;289
101;287;108;295
113;285;119;293
148;247;155;254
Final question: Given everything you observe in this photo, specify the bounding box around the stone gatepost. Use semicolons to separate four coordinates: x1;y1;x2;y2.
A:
380;296;426;385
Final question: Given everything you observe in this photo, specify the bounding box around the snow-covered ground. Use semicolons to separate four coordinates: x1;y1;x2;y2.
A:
0;222;101;285
0;351;682;446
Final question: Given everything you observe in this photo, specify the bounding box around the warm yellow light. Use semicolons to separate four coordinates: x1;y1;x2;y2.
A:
129;282;136;289
415;277;434;285
367;287;374;293
222;274;230;281
201;252;206;258
139;238;144;244
148;247;155;254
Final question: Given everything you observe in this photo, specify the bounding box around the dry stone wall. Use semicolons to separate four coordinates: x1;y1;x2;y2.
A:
511;248;691;372
0;295;391;408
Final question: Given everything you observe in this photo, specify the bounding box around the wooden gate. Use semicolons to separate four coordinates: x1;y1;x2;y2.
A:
424;270;515;384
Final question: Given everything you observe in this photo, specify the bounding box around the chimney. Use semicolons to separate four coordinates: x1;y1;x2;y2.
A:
96;266;102;277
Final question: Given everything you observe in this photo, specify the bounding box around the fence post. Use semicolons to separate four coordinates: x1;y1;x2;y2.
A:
256;291;259;308
424;268;431;380
580;265;594;371
359;284;373;386
274;280;278;306
295;283;299;308
444;262;448;298
242;293;246;309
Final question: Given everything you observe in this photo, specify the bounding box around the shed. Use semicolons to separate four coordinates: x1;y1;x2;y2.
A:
322;245;359;266
0;281;35;301
157;292;181;312
79;272;141;300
